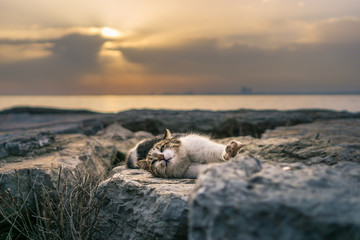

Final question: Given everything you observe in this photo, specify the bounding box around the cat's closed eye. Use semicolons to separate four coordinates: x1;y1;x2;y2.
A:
160;145;165;152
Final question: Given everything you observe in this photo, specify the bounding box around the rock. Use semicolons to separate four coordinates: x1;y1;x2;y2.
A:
218;136;349;165
81;118;104;135
134;131;154;139
262;119;360;144
48;123;83;134
0;133;119;238
0;168;52;208
98;122;135;140
0;168;52;239
189;157;360;240
95;166;194;240
262;119;360;162
0;113;154;238
1;107;360;240
1;107;359;138
0;112;101;132
122;118;165;135
116;109;359;138
0;133;116;184
0;134;117;193
0;107;98;114
0;132;121;172
0;131;55;159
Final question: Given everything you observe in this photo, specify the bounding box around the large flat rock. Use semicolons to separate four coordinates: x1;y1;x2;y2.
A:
96;166;194;240
263;119;360;145
262;119;360;162
189;157;360;240
218;136;350;165
0;130;55;159
0;134;114;172
0;121;153;239
0;133;121;238
0;134;118;216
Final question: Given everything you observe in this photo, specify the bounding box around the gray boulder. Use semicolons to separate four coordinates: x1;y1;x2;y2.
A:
0;134;120;238
262;119;360;162
0;134;117;200
0;111;99;133
95;166;194;240
0;131;55;159
115;109;359;138
97;122;135;140
263;119;360;145
189;157;360;240
81;118;104;135
1;107;359;139
218;136;349;165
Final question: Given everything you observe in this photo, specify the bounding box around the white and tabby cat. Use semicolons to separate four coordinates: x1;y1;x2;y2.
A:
126;129;244;178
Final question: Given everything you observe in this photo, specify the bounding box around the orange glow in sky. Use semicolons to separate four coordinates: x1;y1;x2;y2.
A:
101;27;121;38
0;0;359;94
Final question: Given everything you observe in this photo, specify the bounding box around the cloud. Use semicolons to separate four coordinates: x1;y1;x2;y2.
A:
1;15;360;94
0;33;106;94
49;33;105;71
299;17;360;44
316;17;360;44
119;34;360;93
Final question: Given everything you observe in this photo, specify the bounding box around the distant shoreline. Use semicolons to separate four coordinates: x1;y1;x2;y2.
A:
1;95;360;113
0;106;99;115
1;93;360;96
1;106;360;115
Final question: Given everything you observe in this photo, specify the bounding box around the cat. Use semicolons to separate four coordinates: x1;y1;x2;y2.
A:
126;129;244;178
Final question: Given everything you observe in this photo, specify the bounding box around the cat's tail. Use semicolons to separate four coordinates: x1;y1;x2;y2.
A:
126;145;139;169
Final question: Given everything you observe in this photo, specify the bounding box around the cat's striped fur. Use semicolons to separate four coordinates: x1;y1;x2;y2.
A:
126;129;244;178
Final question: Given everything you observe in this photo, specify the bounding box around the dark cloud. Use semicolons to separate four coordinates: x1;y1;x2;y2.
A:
1;18;360;95
316;18;360;44
0;38;49;45
48;34;105;74
119;37;360;93
0;33;106;94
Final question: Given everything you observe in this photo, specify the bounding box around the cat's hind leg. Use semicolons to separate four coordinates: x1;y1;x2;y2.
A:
222;140;244;160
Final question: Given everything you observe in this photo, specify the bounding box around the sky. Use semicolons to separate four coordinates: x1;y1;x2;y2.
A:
0;0;360;95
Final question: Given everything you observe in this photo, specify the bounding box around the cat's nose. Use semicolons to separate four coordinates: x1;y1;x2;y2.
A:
158;154;165;160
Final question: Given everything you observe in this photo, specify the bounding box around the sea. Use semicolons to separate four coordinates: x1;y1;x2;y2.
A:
0;95;359;113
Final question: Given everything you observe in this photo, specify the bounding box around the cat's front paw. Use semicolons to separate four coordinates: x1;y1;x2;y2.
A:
223;141;245;161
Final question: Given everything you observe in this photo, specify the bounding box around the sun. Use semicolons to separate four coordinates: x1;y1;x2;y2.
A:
101;27;121;38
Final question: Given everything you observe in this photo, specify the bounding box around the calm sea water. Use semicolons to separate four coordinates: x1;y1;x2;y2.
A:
0;95;359;113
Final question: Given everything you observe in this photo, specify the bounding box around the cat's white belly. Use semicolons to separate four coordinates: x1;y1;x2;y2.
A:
179;135;225;164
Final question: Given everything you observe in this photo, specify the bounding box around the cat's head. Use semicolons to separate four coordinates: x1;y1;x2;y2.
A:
137;129;187;178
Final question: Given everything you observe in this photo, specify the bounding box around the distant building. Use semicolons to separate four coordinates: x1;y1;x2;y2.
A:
241;86;253;94
183;90;194;95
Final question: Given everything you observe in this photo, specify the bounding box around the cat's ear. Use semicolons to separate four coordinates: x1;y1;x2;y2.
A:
162;129;172;140
136;160;150;171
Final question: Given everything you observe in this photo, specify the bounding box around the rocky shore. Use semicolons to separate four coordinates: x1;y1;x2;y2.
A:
1;107;360;239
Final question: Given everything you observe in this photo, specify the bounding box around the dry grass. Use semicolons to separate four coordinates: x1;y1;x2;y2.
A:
0;165;113;240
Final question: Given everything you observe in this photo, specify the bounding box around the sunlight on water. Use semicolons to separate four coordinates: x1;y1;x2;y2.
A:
0;95;359;113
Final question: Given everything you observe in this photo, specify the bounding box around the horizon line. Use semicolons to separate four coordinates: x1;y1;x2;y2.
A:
0;92;360;96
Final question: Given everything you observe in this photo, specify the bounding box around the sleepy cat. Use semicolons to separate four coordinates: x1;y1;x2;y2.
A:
126;129;244;178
